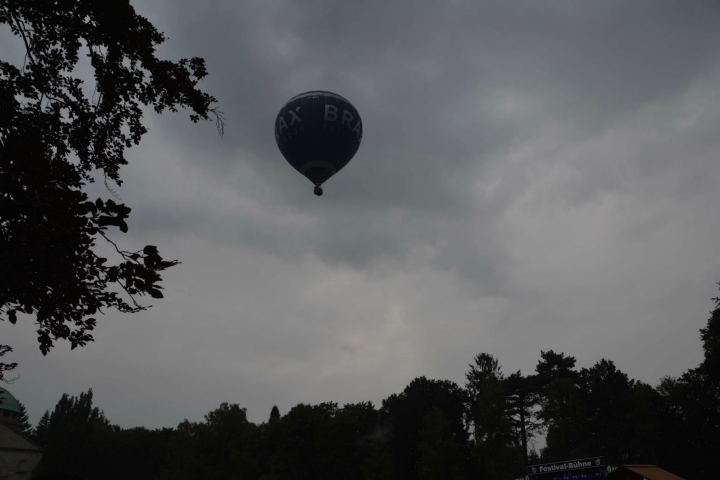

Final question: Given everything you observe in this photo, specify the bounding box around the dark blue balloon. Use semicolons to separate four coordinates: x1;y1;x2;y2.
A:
275;91;363;195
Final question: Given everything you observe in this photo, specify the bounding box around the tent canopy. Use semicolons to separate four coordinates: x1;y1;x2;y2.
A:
606;464;685;480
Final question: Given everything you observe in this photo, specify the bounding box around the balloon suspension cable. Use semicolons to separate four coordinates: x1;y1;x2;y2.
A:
289;166;311;189
314;185;323;196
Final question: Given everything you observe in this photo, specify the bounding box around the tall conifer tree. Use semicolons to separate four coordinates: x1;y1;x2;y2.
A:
17;401;32;436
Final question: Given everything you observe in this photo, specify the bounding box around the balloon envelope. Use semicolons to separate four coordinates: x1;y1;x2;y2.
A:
275;91;363;188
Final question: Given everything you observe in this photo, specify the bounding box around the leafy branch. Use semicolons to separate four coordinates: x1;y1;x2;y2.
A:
0;0;221;371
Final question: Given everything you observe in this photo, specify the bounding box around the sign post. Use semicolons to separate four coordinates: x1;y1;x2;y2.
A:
527;457;606;480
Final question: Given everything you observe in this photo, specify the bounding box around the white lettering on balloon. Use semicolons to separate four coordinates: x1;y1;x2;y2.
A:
324;104;338;122
278;104;362;142
277;116;288;135
288;107;302;126
341;110;353;129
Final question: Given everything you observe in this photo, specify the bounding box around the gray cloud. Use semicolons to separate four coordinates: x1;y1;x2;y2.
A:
3;0;720;437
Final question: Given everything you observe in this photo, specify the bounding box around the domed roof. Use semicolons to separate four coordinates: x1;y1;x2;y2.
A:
0;387;22;414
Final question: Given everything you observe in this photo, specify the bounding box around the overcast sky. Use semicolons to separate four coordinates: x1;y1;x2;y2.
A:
3;0;720;443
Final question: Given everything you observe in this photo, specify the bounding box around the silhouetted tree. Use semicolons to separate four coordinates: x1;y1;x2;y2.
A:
505;371;541;472
26;283;720;479
32;409;51;446
627;381;659;464
465;352;505;436
95;426;174;480
158;402;259;480
0;0;222;379
465;354;519;480
33;389;113;478
358;409;394;480
535;350;579;388
535;350;588;461
697;294;720;462
269;405;281;424
465;353;504;402
263;402;337;480
59;393;110;469
362;441;395;480
538;356;651;464
0;346;17;380
698;291;720;383
383;376;469;480
578;359;638;463
257;401;379;480
322;402;378;479
655;372;709;479
17;400;32;436
654;288;720;480
537;375;587;461
416;406;468;480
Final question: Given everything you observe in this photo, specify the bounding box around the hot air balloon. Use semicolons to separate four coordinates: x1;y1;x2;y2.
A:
275;91;363;196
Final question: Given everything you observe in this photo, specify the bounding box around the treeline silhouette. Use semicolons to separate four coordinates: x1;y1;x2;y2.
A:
27;291;719;480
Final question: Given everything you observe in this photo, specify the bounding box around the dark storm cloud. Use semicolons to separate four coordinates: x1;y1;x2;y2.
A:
118;0;720;275
6;0;720;432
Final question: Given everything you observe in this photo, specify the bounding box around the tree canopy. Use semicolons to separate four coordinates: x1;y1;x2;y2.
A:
26;292;720;480
0;0;222;378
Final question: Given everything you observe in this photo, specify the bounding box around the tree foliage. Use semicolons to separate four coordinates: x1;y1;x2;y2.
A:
33;389;112;477
17;399;32;436
0;0;222;379
505;371;541;471
158;403;260;480
32;409;51;446
465;353;522;480
26;284;720;480
269;405;280;424
383;376;470;480
653;288;720;480
416;406;468;480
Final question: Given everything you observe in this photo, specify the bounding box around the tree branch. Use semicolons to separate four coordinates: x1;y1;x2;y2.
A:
10;13;36;66
97;231;145;310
